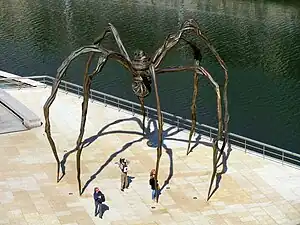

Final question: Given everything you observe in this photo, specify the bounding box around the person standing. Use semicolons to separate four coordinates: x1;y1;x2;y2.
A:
93;187;105;219
149;169;160;201
117;158;129;191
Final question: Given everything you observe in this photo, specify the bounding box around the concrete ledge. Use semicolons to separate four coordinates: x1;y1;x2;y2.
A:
0;70;41;86
0;89;42;129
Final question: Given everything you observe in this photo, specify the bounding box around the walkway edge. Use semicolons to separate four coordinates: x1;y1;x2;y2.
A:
0;89;42;129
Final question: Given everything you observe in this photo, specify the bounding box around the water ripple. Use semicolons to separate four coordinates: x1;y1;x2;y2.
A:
0;0;300;152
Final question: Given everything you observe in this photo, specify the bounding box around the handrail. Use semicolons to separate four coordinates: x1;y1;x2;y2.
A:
1;74;299;168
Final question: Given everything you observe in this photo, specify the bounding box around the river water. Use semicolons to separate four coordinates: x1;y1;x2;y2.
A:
0;0;300;153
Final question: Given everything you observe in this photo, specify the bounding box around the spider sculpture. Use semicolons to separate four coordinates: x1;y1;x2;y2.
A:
43;19;229;202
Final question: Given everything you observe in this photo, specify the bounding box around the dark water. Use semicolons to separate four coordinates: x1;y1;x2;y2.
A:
1;0;300;153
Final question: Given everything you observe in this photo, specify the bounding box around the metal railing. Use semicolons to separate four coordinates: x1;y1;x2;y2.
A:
1;75;300;169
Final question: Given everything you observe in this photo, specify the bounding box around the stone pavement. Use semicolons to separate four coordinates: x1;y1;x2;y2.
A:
1;87;300;225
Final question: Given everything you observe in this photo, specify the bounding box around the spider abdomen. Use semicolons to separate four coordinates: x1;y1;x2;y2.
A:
131;50;152;98
132;75;152;98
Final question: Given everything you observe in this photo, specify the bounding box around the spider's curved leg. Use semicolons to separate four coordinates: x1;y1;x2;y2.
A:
196;67;226;201
75;53;105;195
152;19;229;151
138;97;146;135
149;65;163;203
182;35;229;169
44;45;110;183
44;45;132;188
95;24;151;134
187;60;200;155
94;23;148;135
158;61;201;156
156;65;223;200
152;19;227;74
93;23;131;62
76;52;132;195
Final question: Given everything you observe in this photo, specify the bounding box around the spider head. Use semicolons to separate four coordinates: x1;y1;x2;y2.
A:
134;50;147;60
132;49;151;71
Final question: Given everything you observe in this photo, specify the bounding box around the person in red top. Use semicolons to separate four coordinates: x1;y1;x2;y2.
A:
149;169;160;201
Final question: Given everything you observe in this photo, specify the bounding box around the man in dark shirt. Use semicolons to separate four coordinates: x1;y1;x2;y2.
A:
93;187;105;218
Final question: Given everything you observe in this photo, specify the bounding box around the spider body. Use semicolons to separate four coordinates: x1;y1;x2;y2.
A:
131;50;152;98
44;19;229;202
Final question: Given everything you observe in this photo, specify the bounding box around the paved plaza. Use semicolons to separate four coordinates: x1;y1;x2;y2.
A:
1;87;300;225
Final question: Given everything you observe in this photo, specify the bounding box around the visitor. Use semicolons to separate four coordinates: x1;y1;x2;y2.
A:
117;158;129;191
149;169;160;202
93;187;105;219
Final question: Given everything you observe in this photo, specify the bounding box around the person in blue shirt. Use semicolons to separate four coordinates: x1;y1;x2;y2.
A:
93;187;105;218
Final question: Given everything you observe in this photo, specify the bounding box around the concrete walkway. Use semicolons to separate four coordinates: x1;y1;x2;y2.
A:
1;87;300;225
0;102;26;134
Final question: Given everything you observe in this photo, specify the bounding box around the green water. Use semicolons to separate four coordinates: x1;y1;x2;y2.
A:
0;0;300;153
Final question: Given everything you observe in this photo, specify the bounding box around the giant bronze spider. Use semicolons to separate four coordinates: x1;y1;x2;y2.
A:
44;19;229;202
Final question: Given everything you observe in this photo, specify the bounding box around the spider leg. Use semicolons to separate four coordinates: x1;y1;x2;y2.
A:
156;65;223;200
193;67;225;201
155;64;199;155
149;65;163;203
152;18;229;143
138;96;146;135
76;52;133;195
76;55;96;194
187;60;200;155
44;45;109;183
77;51;133;195
93;23;131;62
152;19;226;72
43;45;132;191
153;20;229;200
